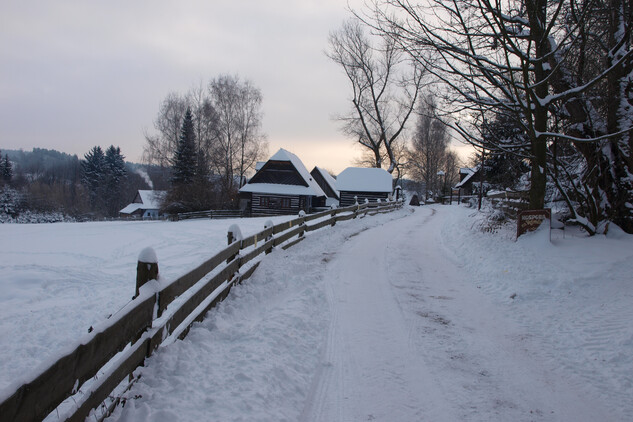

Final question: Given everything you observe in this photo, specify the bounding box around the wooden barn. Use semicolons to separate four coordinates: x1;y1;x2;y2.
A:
337;167;393;207
310;167;339;208
239;149;326;216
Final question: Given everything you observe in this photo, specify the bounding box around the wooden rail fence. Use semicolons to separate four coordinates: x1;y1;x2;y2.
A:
0;199;403;422
173;209;249;221
485;191;530;217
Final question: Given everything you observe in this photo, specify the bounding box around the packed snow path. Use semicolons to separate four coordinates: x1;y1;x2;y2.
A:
109;207;623;421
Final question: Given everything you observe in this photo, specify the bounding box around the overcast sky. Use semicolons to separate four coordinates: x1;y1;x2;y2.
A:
0;0;382;173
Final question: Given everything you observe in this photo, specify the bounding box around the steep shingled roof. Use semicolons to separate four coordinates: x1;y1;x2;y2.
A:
239;149;326;197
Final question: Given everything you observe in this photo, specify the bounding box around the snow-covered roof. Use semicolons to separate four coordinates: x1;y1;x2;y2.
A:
120;190;166;214
313;167;338;196
137;190;166;209
455;166;479;189
337;167;393;193
119;203;144;214
240;149;326;197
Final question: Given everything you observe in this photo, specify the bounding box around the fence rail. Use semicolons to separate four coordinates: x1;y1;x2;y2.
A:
174;209;249;221
486;191;530;217
0;199;403;422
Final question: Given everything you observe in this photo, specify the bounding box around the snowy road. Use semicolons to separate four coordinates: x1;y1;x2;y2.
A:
107;206;625;421
302;207;609;421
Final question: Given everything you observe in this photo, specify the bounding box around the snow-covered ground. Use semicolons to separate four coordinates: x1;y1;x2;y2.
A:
2;205;632;421
0;215;293;394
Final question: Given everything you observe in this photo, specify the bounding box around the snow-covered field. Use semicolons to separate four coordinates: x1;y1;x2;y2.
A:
1;205;632;421
0;215;293;394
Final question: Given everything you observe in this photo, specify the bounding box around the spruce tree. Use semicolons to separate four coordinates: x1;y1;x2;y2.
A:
0;151;8;184
171;108;197;186
81;146;105;212
2;155;12;183
481;114;530;190
104;145;127;216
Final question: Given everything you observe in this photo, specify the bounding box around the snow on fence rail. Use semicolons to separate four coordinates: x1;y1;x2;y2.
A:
0;199;402;422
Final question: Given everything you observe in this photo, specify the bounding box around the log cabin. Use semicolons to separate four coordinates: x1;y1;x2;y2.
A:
239;149;326;216
337;167;393;207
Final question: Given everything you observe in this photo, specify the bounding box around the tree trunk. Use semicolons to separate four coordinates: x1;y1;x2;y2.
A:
605;0;633;232
526;0;549;210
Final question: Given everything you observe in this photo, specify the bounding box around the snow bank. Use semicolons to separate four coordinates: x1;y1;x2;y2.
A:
440;207;633;421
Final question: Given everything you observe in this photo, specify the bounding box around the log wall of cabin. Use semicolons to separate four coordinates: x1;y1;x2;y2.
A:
251;193;304;216
339;191;389;207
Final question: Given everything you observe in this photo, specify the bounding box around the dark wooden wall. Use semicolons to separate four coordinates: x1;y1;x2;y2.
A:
310;169;339;200
251;193;306;216
339;191;389;207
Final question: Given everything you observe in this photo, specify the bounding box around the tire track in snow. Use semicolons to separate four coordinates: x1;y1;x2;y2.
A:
303;206;615;422
302;207;453;422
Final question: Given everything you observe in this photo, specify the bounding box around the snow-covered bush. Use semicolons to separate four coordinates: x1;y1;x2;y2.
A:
0;186;23;217
1;186;75;223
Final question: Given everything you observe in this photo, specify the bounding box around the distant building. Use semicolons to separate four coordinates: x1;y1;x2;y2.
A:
454;166;480;195
310;167;339;208
337;167;393;207
239;149;326;216
119;190;166;219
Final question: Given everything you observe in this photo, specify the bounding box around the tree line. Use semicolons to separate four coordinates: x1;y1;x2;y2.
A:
0;148;170;220
329;0;632;234
1;74;268;220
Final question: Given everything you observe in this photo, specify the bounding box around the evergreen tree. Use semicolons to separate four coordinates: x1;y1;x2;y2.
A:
0;152;11;184
171;108;197;186
104;145;127;216
481;114;530;190
3;155;12;183
81;146;105;212
163;107;220;213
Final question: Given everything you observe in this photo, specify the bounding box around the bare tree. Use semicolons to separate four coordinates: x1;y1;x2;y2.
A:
327;19;425;173
142;92;188;167
234;79;268;188
186;82;218;180
209;75;267;204
365;0;633;233
408;96;450;199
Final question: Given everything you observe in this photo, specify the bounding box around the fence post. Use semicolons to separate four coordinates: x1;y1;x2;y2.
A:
135;247;158;299
353;196;359;218
264;220;274;254
330;205;337;227
298;210;306;237
227;224;242;263
227;224;243;282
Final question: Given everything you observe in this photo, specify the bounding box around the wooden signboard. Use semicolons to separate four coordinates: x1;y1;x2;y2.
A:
517;208;551;238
